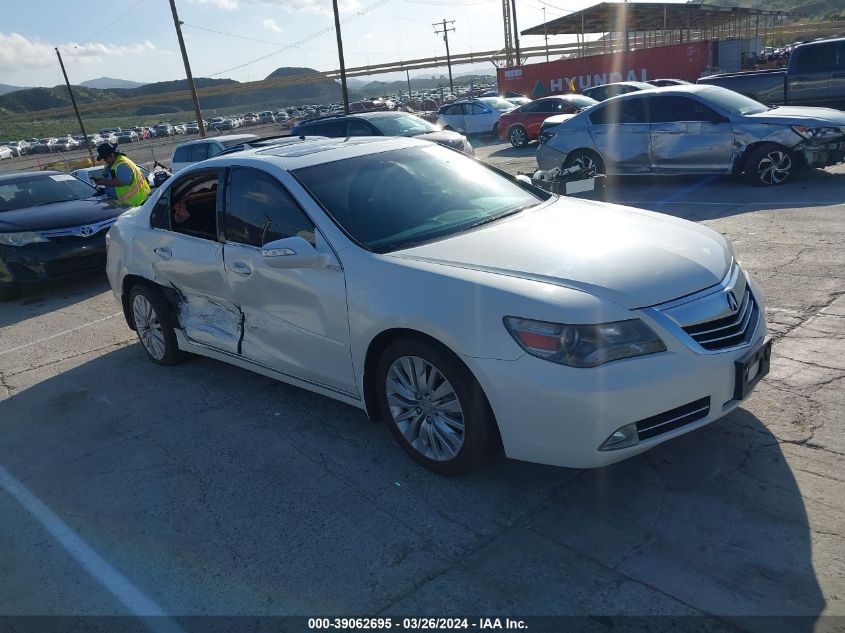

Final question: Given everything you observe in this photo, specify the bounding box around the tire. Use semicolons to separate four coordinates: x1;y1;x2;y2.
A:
0;284;21;302
744;143;794;186
491;122;499;138
509;125;528;148
128;283;184;366
375;337;496;475
564;149;605;177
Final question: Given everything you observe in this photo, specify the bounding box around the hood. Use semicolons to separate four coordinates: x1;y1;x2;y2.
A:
0;196;125;232
414;130;467;149
390;198;731;309
744;106;845;127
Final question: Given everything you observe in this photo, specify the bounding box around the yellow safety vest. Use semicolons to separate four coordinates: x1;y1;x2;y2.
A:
112;155;151;207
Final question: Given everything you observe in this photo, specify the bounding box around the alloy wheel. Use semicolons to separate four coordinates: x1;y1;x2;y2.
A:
757;151;792;185
385;356;465;461
571;154;598;177
132;294;166;361
510;127;527;147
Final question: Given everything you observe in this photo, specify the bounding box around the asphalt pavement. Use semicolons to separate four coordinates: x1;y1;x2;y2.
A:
0;138;843;633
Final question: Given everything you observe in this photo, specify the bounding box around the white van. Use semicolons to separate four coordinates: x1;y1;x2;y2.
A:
170;134;259;173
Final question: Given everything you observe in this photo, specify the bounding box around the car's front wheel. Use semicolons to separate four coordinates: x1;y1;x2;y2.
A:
509;125;528;148
375;337;496;475
745;143;794;186
129;283;184;366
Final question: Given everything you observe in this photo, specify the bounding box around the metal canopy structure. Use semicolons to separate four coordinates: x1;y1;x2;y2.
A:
521;2;790;36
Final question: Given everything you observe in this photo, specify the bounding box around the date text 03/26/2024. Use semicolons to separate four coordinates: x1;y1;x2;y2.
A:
307;618;528;630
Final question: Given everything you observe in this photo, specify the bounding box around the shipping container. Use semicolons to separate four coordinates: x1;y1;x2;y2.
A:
497;42;715;97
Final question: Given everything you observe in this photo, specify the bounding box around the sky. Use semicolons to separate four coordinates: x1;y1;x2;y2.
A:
0;0;689;88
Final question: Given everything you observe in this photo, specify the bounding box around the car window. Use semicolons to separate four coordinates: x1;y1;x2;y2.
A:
794;41;837;73
520;101;544;113
467;103;488;115
172;146;191;163
314;122;345;136
589;98;648;124
347;120;373;136
166;172;221;240
292;144;542;253
649;96;723;123
444;104;463;116
225;168;315;247
191;143;210;161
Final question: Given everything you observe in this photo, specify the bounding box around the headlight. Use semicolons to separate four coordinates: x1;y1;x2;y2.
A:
0;232;48;246
792;126;843;140
503;317;666;368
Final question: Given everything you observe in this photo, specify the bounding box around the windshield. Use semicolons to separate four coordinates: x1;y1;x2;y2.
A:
0;174;97;212
568;95;600;110
480;97;514;111
293;144;542;252
368;114;438;137
701;86;767;115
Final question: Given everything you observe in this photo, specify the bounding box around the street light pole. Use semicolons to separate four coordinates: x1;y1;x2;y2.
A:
168;0;206;137
331;0;350;113
433;19;456;94
55;47;94;163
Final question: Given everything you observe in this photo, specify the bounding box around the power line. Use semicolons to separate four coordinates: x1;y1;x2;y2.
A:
183;24;287;47
82;0;148;43
206;0;391;78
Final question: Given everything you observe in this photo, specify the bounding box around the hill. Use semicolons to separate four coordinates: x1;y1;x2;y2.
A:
0;68;342;117
0;84;27;97
79;77;146;89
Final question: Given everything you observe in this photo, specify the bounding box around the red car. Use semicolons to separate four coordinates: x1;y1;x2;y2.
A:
497;95;598;147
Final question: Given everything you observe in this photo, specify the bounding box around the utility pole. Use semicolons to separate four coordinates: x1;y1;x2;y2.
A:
543;7;549;63
332;0;350;113
433;19;456;94
168;0;206;137
511;0;521;64
55;47;94;163
406;69;412;103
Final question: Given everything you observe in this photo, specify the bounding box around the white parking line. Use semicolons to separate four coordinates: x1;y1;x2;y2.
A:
0;463;186;633
0;312;123;355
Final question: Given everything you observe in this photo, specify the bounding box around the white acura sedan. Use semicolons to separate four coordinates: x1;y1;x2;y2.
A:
106;137;770;474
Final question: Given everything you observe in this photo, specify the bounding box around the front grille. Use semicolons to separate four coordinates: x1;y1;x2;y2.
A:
682;288;758;351
44;228;110;243
46;254;106;277
40;218;116;242
636;397;710;441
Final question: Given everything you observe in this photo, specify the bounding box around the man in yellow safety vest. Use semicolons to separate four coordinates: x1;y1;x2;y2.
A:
93;143;151;207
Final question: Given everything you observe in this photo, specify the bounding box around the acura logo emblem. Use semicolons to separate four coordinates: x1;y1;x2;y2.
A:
80;225;95;237
726;291;739;313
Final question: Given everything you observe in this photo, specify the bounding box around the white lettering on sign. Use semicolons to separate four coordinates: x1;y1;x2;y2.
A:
546;68;650;93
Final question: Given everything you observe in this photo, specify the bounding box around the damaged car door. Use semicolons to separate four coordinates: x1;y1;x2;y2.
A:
648;95;734;174
220;167;356;395
148;168;242;353
587;97;652;174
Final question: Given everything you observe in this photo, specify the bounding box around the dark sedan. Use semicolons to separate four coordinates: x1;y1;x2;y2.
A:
291;111;474;155
0;171;125;300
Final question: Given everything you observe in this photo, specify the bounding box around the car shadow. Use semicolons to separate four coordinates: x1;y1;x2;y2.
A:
484;144;539;158
0;345;826;625
0;271;111;329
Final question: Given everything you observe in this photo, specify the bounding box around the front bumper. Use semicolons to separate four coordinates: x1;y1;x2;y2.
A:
797;139;845;168
0;238;108;285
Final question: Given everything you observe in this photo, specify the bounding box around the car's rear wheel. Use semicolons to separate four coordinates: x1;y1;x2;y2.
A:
745;143;794;186
509;126;528;148
564;149;604;177
375;338;496;475
129;283;184;366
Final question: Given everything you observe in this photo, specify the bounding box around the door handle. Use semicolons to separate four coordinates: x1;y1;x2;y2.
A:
229;261;252;276
154;246;172;259
654;129;683;134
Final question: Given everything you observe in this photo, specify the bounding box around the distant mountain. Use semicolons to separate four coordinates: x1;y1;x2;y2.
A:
80;77;146;89
0;84;27;97
0;68;343;117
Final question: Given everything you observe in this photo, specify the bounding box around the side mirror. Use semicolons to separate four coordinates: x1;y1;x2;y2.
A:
260;236;323;269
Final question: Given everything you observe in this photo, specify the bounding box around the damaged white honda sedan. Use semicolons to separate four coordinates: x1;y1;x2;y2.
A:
107;137;770;474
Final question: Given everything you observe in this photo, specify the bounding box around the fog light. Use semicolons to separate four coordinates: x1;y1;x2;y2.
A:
599;423;639;451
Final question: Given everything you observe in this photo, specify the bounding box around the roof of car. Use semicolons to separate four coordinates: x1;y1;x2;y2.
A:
201;136;427;172
0;170;61;182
